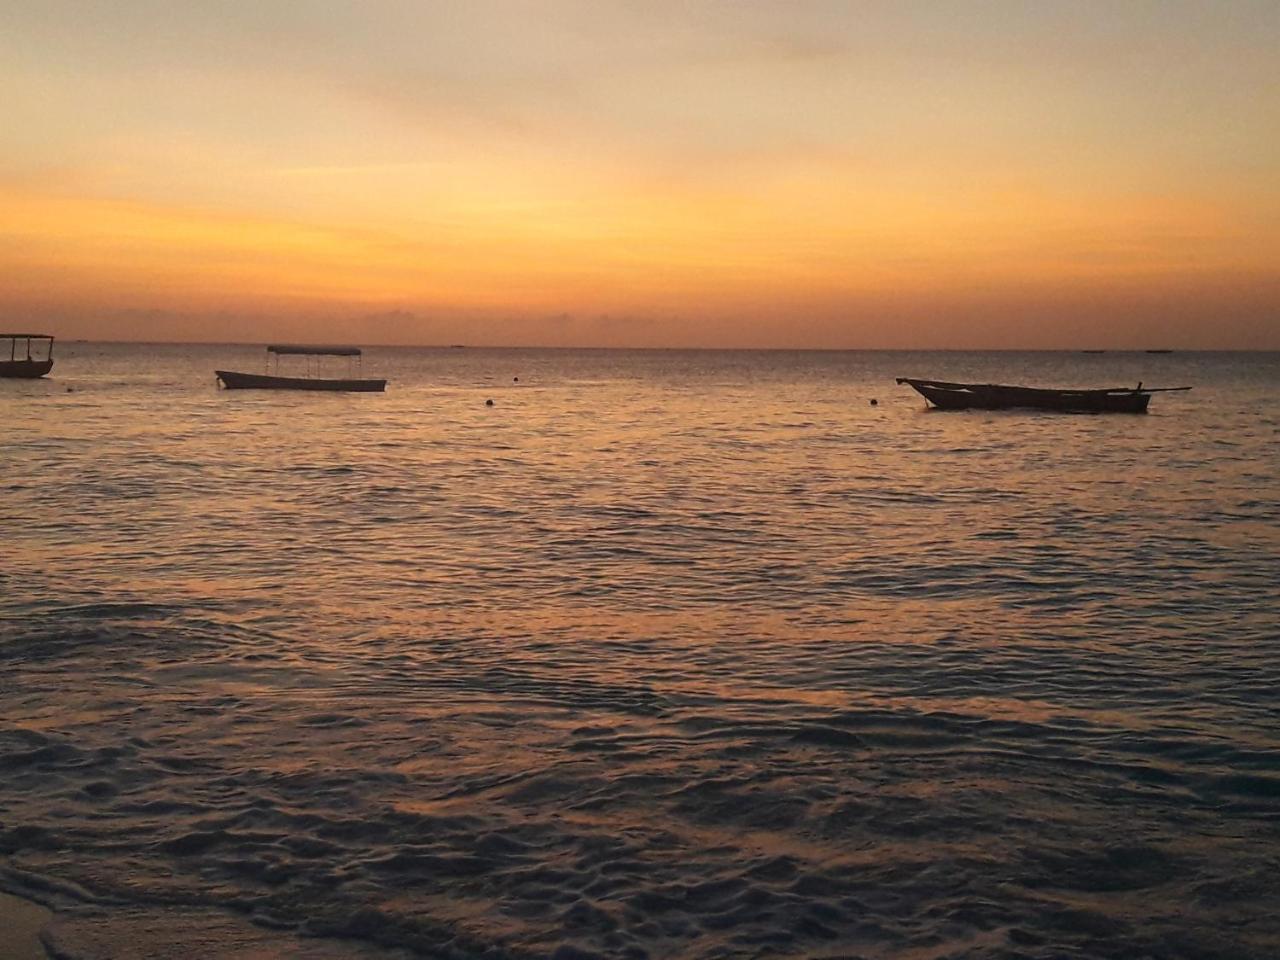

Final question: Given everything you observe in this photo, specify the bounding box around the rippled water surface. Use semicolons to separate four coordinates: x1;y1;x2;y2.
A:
2;345;1278;959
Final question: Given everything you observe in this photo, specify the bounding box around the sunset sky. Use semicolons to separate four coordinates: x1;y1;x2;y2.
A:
2;1;1277;348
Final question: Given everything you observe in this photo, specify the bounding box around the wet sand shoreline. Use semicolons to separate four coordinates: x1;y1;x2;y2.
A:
0;884;411;959
0;890;51;960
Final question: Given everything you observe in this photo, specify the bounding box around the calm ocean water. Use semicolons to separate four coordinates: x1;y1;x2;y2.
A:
2;344;1278;959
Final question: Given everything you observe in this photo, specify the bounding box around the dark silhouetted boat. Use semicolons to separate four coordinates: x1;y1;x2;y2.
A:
1;333;54;378
217;344;386;392
896;378;1190;414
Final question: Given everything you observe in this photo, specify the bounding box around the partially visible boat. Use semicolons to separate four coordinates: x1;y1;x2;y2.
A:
216;344;386;392
1;333;54;378
896;378;1190;414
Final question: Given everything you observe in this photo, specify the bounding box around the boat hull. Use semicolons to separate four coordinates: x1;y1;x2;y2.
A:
897;378;1151;414
0;359;53;379
216;370;386;392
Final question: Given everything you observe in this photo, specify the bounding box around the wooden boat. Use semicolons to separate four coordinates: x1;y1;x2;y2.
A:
216;344;386;392
896;378;1190;414
1;333;54;378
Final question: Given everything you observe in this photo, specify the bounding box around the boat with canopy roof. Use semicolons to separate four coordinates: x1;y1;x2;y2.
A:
216;344;386;392
1;333;54;378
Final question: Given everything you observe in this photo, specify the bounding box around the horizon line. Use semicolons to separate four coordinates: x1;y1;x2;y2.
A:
43;338;1274;354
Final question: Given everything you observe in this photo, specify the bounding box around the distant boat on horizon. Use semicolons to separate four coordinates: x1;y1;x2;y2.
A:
1;333;54;379
216;344;386;392
1145;349;1175;354
896;377;1191;414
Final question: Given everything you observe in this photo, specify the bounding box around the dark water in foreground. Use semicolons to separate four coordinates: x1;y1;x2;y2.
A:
2;345;1278;959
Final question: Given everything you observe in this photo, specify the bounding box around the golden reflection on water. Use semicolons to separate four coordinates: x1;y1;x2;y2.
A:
2;345;1278;958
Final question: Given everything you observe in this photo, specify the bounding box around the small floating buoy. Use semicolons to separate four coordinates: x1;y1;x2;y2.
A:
485;399;494;406
870;398;878;406
513;376;519;382
66;386;74;393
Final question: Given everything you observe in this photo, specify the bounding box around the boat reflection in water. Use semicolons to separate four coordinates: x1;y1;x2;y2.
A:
216;344;386;392
896;377;1190;414
0;333;54;379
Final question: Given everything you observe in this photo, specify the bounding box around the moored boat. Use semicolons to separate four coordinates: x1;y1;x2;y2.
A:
896;378;1190;414
1;333;54;378
216;344;386;392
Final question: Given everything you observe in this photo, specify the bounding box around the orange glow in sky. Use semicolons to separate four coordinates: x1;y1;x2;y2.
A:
2;2;1277;348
